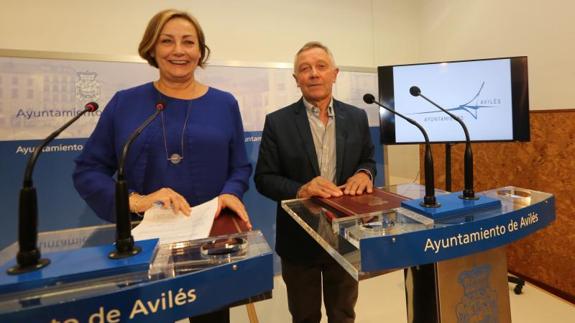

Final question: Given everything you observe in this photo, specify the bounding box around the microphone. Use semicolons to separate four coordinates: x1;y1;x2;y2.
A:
409;86;477;200
8;102;99;275
363;94;439;208
109;101;166;259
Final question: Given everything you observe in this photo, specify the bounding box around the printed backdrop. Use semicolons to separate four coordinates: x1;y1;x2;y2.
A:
0;54;384;255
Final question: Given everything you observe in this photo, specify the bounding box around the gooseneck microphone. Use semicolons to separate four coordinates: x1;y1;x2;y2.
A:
363;94;439;208
8;102;99;275
409;86;477;200
109;101;166;259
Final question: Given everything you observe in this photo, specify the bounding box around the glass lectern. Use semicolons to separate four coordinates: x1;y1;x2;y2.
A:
282;184;555;323
0;213;273;322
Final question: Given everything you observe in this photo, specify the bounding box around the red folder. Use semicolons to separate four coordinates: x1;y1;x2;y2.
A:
210;209;250;236
313;188;407;218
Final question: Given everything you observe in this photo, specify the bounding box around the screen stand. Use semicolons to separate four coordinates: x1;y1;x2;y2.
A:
445;143;452;192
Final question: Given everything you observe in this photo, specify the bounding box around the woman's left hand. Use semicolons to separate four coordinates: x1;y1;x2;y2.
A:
217;194;252;230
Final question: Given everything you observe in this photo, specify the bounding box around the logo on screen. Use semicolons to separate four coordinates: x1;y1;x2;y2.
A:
413;82;501;120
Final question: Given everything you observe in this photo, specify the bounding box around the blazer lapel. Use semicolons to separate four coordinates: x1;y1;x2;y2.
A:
334;100;347;184
294;100;320;176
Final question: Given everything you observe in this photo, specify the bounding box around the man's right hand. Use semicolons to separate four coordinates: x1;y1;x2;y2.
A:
297;176;343;199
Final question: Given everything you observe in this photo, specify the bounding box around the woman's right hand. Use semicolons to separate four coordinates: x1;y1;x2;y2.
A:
129;187;191;215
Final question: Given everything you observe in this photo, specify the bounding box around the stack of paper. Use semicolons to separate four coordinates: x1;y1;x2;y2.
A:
132;197;218;244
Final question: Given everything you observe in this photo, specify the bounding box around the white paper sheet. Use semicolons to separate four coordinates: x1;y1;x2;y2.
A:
132;197;218;244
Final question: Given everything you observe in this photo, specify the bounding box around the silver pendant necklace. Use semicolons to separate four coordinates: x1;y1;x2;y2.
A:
160;101;191;165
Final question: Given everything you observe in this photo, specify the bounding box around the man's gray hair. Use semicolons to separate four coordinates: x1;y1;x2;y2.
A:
293;41;337;71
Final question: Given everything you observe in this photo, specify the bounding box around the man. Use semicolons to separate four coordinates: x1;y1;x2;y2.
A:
255;41;376;323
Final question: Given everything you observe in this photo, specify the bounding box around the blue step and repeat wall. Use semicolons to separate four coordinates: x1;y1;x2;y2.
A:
0;52;384;258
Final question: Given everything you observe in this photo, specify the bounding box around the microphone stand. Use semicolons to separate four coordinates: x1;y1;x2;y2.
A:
363;94;439;208
410;86;477;200
8;102;99;274
445;143;453;192
109;103;164;259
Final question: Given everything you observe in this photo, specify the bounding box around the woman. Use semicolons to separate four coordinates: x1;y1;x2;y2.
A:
73;9;251;322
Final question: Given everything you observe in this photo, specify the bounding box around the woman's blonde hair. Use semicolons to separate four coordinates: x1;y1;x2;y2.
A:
138;9;210;68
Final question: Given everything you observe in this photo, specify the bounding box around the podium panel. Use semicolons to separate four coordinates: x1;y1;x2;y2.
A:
436;247;511;323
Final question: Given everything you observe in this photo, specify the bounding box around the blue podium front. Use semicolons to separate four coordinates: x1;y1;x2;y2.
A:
0;225;273;322
281;184;555;323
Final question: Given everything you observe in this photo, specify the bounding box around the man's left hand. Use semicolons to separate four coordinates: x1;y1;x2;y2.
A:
343;172;373;195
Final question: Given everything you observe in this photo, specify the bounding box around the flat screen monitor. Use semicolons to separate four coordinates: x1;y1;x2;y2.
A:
378;56;530;144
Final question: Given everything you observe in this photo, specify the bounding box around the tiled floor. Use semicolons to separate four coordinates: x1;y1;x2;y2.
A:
229;270;574;322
